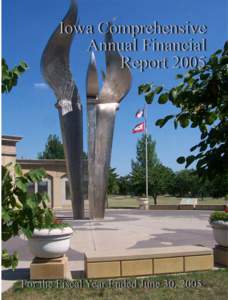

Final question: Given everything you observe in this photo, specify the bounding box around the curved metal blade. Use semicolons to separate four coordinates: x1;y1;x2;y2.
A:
41;0;78;101
40;0;84;220
93;103;119;218
86;52;99;100
87;24;132;219
86;52;99;218
99;24;132;103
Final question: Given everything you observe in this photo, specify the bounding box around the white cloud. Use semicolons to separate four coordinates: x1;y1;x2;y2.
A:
34;82;48;89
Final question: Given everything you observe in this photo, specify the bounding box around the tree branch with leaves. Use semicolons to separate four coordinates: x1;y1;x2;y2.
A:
2;59;28;93
139;41;228;179
2;164;54;270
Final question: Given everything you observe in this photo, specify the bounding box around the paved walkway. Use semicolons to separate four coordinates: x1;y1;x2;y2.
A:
2;209;214;292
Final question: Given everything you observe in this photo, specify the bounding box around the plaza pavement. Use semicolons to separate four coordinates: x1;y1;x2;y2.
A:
2;209;214;292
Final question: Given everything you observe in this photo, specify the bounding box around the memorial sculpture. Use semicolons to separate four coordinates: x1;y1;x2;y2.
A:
41;0;132;219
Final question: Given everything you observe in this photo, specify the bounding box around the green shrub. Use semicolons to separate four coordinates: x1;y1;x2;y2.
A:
2;163;60;269
209;211;228;223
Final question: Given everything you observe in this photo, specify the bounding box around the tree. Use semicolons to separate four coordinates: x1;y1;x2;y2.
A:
2;59;28;93
38;134;88;160
134;134;159;169
171;169;200;198
131;134;175;204
118;175;131;195
107;168;119;195
138;41;228;179
150;164;175;204
38;135;65;159
168;170;228;199
131;135;175;203
131;134;159;196
207;173;228;198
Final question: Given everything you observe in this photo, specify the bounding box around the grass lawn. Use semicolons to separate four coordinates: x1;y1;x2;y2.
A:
3;269;228;300
107;195;226;208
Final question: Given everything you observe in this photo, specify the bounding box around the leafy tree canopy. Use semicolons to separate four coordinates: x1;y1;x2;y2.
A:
108;168;119;195
149;164;174;204
118;175;132;195
38;135;65;159
133;134;159;169
139;41;228;179
131;134;174;203
171;169;200;198
38;134;87;160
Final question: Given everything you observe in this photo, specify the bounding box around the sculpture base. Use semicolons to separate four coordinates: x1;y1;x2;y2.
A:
30;255;72;280
214;245;228;267
138;198;149;210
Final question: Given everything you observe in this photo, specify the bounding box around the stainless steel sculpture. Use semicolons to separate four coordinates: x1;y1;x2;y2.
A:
86;28;132;219
41;0;84;219
41;0;132;219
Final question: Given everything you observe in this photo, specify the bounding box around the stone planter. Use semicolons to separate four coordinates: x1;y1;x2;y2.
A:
138;198;149;210
211;221;228;247
28;227;73;258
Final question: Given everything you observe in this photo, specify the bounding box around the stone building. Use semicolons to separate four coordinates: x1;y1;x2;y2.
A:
1;135;88;209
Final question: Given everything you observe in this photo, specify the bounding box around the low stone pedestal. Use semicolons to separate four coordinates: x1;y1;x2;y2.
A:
30;256;72;280
214;245;228;267
138;198;149;210
85;245;213;278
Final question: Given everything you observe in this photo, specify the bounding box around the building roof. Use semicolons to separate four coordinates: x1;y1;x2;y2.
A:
17;159;66;168
2;135;23;143
17;159;87;167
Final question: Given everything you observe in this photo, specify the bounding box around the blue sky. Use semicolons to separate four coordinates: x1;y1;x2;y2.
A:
2;0;228;175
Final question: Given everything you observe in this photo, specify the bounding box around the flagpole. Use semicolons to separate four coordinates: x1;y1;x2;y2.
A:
144;103;149;199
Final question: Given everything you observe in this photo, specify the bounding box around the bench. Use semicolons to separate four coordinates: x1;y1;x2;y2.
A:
84;245;213;278
180;198;198;209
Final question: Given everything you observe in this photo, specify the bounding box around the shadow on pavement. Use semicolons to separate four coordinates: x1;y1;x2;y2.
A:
129;227;214;249
2;268;29;281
